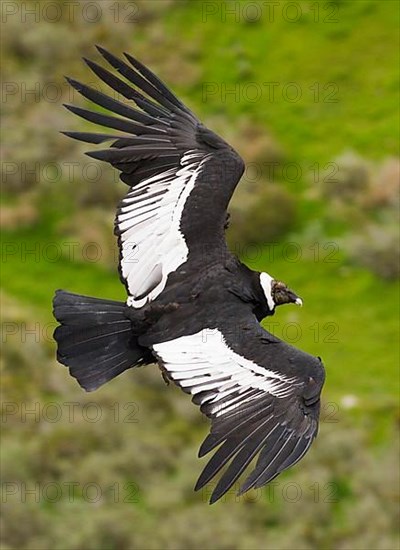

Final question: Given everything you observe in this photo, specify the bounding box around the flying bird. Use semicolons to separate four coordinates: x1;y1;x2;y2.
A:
53;47;325;504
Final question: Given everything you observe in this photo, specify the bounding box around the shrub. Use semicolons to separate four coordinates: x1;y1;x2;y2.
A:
318;153;400;279
227;182;297;248
320;151;371;203
346;220;400;280
366;157;400;211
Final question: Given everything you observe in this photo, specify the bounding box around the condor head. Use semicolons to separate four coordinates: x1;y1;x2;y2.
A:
259;273;303;313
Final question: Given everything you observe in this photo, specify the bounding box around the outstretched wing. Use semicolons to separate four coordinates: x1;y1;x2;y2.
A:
64;47;244;307
152;317;325;504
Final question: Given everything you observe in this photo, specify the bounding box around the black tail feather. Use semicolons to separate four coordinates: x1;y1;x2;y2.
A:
53;290;153;391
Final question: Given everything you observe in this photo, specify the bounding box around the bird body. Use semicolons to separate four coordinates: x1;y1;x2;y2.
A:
53;47;325;503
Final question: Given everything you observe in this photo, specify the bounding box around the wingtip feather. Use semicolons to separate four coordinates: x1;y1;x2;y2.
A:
95;44;107;55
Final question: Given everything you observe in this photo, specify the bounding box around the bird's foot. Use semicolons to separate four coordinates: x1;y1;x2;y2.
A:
224;212;231;230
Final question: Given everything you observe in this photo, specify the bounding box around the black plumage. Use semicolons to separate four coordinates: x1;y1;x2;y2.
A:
53;47;325;503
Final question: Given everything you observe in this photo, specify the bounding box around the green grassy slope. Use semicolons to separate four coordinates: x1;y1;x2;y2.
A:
155;0;399;163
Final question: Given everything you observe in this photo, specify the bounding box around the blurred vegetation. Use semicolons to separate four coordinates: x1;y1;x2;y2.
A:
1;1;399;549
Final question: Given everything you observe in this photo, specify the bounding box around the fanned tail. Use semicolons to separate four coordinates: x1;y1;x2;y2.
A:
53;290;153;391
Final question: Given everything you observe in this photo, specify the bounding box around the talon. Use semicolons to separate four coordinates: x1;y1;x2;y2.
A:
161;369;170;386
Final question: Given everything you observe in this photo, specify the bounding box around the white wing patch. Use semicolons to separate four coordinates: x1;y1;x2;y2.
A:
117;151;210;308
153;329;300;417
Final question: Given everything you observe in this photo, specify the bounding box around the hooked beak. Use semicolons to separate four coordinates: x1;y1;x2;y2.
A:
287;290;303;306
271;280;303;308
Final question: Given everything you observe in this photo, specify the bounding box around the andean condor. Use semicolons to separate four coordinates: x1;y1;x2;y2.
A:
53;47;325;504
